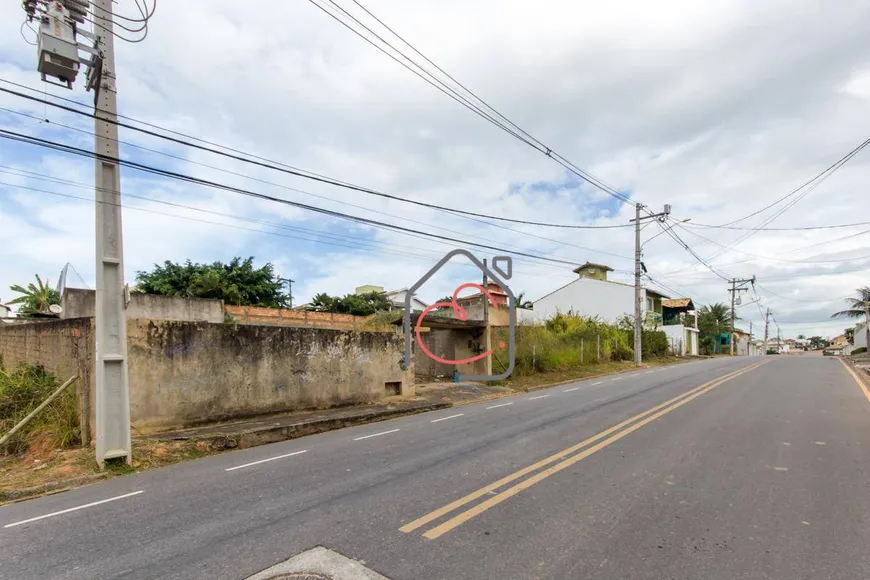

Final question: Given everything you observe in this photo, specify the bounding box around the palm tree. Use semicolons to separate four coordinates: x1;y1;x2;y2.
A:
7;274;60;315
832;286;870;350
513;291;533;309
698;303;731;335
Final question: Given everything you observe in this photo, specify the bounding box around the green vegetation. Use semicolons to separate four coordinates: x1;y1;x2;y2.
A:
493;313;668;376
306;291;393;316
134;257;290;307
832;287;869;349
0;364;79;455
7;274;60;316
852;347;867;356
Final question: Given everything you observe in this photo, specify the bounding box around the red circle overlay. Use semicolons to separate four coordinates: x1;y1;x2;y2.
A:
415;282;501;365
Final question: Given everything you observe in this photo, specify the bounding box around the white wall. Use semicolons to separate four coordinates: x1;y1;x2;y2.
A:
662;325;686;355
532;278;647;324
387;290;427;312
855;323;868;350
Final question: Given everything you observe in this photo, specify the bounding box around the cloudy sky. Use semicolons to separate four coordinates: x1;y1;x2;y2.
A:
1;0;869;338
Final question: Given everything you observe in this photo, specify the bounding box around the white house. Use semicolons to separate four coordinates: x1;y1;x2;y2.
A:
527;263;699;356
354;285;428;312
530;263;667;324
0;300;9;318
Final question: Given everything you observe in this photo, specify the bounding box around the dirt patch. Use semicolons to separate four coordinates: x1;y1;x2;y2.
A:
499;357;689;391
0;438;229;504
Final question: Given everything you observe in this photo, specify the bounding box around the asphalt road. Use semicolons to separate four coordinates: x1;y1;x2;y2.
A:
2;356;869;580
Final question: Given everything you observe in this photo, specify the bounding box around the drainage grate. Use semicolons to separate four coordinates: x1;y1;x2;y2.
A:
384;381;401;396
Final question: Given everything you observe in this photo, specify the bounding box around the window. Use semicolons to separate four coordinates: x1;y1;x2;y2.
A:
646;297;654;310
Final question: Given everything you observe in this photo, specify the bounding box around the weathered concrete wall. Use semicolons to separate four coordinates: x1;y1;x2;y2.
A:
225;305;373;330
127;320;413;434
0;318;94;444
61;289;223;323
415;328;456;378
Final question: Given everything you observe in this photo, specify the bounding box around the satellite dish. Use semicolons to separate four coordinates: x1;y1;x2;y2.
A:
49;304;63;314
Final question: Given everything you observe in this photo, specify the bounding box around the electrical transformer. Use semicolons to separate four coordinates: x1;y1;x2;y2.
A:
37;1;81;87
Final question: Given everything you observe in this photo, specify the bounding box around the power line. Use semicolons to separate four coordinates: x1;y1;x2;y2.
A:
304;0;650;215
0;80;635;230
672;220;870;264
0;167;596;279
684;220;870;232
0;128;598;268
713;134;870;228
0;106;629;263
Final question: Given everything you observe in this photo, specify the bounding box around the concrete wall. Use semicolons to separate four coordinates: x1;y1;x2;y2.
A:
61;288;224;323
226;305;374;330
0;318;94;443
413;326;489;379
533;277;651;324
127;320;412;434
855;323;868;350
415;328;456;378
662;325;700;356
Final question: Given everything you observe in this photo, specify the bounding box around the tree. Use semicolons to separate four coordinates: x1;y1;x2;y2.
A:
7;274;60;315
513;292;533;309
304;291;392;316
797;334;806;340
134;257;290;308
831;286;870;350
845;327;855;345
809;336;829;350
698;303;731;335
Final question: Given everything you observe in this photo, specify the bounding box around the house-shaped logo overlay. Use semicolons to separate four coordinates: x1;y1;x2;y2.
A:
402;249;516;381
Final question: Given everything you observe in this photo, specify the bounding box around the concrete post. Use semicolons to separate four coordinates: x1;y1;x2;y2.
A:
93;0;132;466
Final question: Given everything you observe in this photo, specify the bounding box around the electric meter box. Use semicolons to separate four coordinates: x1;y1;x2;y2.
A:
37;3;80;86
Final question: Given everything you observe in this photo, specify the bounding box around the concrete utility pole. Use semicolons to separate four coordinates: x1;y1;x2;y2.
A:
93;0;132;466
630;203;671;367
727;277;755;356
634;204;642;366
763;308;770;355
482;258;492;376
749;321;753;355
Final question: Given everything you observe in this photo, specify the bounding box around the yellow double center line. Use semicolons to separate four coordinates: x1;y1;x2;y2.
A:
400;360;769;539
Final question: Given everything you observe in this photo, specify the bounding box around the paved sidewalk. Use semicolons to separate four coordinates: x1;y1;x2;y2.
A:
143;398;450;448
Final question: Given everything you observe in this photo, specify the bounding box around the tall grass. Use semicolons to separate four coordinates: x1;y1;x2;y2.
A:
493;313;667;376
0;364;80;455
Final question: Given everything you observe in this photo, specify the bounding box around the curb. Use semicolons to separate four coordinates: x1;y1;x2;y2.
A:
149;402;453;450
1;473;109;505
517;359;693;393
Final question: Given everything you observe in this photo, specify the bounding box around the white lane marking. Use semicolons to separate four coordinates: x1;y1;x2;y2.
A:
486;402;513;410
225;449;308;472
563;387;580;392
645;370;655;374
611;377;623;381
529;394;550;400
430;413;464;423
3;490;144;529
592;381;603;386
353;428;400;441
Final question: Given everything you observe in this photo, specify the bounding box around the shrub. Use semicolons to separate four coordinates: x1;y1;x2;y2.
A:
852;347;867;355
493;313;646;376
0;364;80;455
